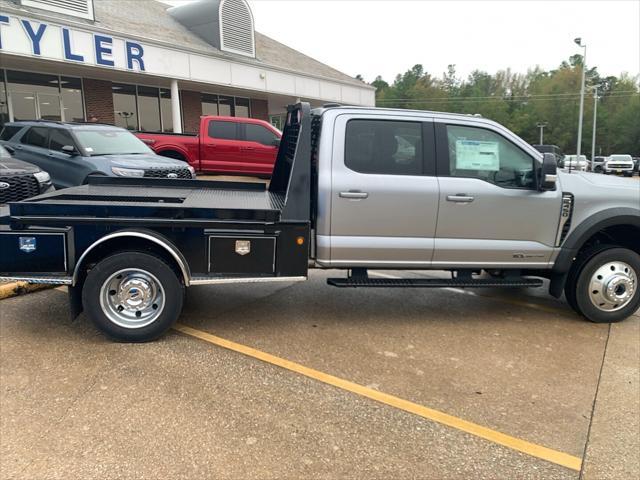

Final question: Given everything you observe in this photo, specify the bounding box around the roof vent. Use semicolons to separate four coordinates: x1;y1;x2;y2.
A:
19;0;94;20
219;0;255;57
168;0;255;58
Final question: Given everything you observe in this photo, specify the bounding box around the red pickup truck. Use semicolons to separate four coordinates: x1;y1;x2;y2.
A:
135;116;281;176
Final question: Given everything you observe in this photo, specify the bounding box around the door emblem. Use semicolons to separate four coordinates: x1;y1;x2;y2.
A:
235;240;251;256
167;173;178;179
0;182;10;190
19;237;37;253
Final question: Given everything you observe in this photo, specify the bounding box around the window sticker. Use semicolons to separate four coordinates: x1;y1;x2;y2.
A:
455;140;500;171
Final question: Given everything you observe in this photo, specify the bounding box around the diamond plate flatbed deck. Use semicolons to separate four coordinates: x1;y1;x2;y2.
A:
8;180;286;225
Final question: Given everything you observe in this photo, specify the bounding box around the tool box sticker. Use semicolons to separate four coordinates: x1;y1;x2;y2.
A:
456;140;500;171
19;236;37;253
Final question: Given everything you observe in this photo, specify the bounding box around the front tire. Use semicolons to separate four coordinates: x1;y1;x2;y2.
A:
572;248;640;323
82;252;184;342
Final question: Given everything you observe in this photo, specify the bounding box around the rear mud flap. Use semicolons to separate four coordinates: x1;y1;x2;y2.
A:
67;284;84;320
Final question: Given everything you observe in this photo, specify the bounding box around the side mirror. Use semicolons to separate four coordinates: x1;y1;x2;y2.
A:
61;145;77;155
539;153;558;191
272;138;281;148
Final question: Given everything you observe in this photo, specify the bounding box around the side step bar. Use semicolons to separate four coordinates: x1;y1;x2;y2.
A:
327;276;543;289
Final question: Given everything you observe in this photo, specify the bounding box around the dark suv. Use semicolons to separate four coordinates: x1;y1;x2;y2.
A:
0;121;195;189
0;144;54;205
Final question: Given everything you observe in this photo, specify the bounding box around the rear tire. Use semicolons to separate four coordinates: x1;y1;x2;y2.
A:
82;252;184;342
572;248;640;323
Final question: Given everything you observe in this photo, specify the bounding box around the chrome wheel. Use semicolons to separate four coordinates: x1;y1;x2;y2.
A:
99;268;165;328
588;261;637;312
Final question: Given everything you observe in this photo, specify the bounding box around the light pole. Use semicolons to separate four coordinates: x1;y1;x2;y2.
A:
574;38;587;164
591;84;600;171
536;122;548;145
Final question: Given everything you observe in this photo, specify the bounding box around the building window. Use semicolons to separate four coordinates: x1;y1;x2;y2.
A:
113;84;176;132
200;93;251;118
2;70;84;124
202;94;219;116
269;114;285;130
61;77;84;123
218;95;234;116
235;97;250;118
113;83;138;130
160;89;173;133
137;86;161;132
0;71;8;128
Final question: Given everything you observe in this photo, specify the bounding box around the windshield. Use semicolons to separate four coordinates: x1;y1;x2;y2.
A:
609;155;632;161
0;145;10;159
73;128;152;156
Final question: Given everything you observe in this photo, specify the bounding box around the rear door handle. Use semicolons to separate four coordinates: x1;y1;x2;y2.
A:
240;146;255;151
339;191;369;199
446;194;475;203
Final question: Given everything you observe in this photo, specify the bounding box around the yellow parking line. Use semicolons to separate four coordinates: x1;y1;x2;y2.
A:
174;323;582;471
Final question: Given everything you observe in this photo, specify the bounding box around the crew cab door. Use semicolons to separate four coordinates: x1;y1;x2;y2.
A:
327;114;439;266
433;121;562;267
200;120;241;172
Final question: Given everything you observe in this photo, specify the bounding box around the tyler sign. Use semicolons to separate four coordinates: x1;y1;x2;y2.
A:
0;14;156;73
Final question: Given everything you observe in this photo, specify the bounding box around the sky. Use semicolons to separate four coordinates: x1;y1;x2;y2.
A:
165;0;640;83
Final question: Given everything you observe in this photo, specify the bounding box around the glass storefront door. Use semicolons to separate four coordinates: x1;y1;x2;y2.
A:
37;93;62;121
2;70;82;124
8;91;37;121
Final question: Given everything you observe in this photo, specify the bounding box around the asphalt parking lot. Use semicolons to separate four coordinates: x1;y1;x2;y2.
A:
1;269;638;479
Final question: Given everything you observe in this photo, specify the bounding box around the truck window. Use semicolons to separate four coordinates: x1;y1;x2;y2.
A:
0;126;22;141
208;121;238;141
345;120;423;175
245;124;278;146
22;127;49;149
49;129;75;152
446;125;535;189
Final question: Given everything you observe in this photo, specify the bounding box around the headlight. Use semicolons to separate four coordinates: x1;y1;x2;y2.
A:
187;165;196;178
33;171;51;184
112;167;145;177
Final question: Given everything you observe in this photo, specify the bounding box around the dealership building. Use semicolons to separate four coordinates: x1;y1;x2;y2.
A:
0;0;374;133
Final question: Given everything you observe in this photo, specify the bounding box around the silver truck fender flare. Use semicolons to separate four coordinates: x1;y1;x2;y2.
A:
72;230;191;286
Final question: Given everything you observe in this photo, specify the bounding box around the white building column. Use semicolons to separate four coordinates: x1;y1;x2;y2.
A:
171;79;182;133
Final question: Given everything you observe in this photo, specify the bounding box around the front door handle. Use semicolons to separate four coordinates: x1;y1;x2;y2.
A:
339;191;369;199
446;194;475;203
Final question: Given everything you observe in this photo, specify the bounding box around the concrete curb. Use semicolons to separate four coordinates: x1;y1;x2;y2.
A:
0;282;56;300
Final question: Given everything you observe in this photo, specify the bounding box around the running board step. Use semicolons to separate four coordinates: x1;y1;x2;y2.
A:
327;277;544;288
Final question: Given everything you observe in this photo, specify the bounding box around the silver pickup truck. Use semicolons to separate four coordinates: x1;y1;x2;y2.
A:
1;103;639;342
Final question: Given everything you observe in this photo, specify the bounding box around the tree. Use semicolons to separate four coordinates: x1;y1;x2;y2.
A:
371;58;640;156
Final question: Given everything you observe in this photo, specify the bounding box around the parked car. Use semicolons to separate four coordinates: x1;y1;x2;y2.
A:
562;154;588;172
590;156;607;173
603;154;634;177
135;116;282;176
532;145;564;167
631;157;639;175
0;144;53;205
1;121;195;189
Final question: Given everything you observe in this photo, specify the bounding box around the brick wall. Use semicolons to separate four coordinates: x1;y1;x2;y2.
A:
250;99;269;121
180;90;202;133
83;78;115;124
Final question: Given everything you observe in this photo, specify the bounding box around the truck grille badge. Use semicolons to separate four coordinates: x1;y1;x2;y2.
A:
235;240;251;256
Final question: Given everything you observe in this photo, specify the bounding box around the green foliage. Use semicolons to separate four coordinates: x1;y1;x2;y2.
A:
371;58;640;156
